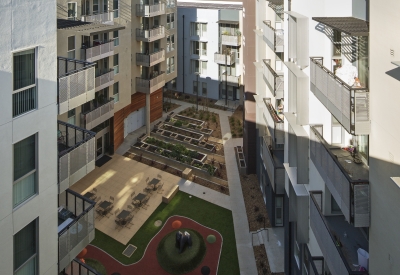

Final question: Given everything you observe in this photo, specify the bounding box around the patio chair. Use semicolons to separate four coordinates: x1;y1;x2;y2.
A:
143;187;152;194
132;200;140;207
157;174;162;179
114;208;120;216
110;196;114;202
141;196;150;210
157;183;164;194
125;215;134;229
130;191;136;198
93;188;98;194
146;177;149;183
127;205;134;211
95;208;105;220
114;219;124;230
95;195;102;202
105;204;114;218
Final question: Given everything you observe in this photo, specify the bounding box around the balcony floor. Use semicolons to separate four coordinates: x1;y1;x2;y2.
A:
325;215;369;270
329;147;369;180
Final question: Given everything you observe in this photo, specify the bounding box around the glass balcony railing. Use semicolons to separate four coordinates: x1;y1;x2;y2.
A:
310;57;370;135
214;52;235;65
136;26;165;42
57;57;95;115
310;125;370;227
81;98;115;130
136;3;165;17
81;11;114;23
81;40;115;62
136;71;165;94
57;121;96;193
221;34;241;46
263;59;284;98
95;70;114;92
58;189;96;273
136;49;165;67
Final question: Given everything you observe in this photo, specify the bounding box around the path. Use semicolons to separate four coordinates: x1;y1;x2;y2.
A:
85;216;222;275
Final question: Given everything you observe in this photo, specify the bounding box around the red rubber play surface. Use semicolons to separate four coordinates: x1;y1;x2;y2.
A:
85;215;223;274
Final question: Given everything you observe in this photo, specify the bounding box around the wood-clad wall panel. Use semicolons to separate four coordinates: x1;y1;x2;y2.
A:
150;88;163;122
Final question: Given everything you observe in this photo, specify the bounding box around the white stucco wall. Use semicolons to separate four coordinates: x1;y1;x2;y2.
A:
0;0;58;274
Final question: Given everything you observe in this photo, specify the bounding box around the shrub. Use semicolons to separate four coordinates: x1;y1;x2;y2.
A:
232;133;237;138
212;115;217;123
174;120;183;127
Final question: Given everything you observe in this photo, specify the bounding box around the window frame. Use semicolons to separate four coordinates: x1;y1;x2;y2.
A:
13;134;38;208
113;82;119;103
14;219;38;275
113;54;119;75
67;2;78;19
113;30;119;46
67;36;76;59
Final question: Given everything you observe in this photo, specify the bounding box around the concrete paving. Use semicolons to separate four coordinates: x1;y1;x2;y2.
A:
262;227;285;273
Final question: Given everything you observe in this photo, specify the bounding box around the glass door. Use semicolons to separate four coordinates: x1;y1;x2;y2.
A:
96;136;103;158
275;197;283;226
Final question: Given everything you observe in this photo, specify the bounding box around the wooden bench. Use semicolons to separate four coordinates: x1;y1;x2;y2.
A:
162;185;179;204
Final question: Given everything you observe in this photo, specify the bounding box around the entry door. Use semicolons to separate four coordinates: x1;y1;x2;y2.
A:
96;136;103;159
227;86;233;100
275;197;283;226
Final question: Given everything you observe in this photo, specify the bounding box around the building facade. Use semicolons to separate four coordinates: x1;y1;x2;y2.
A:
176;1;243;104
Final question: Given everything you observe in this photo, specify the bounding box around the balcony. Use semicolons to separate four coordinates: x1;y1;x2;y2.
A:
263;21;284;52
81;11;114;23
136;71;165;94
310;191;369;275
263;98;284;145
310;125;370;227
95;70;114;92
58;189;96;272
81;40;114;62
57;121;96;193
214;52;235;65
136;26;165;42
62;259;101;275
220;74;241;86
221;34;241;46
81;98;115;130
136;3;165;17
262;135;285;194
304;245;324;275
263;60;284;98
57;57;95;115
310;57;370;135
136;49;165;67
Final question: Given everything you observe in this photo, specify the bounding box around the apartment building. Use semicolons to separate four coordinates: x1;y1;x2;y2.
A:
251;0;377;274
176;1;243;103
0;1;59;275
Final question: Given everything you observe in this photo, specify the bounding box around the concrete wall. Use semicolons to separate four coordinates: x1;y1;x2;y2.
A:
369;0;400;273
0;0;58;274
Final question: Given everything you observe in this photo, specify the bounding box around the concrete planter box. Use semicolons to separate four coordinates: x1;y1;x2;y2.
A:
235;146;247;175
140;143;149;150
154;121;163;130
156;129;164;134
137;133;148;142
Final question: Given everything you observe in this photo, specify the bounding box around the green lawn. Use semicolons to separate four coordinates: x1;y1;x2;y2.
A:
90;191;239;275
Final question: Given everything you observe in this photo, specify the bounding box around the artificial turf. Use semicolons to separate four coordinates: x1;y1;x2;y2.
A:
90;191;240;275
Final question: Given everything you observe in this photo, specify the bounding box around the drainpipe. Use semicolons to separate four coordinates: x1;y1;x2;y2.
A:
182;15;185;94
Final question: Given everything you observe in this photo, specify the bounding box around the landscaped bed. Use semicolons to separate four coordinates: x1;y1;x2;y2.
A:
179;107;222;139
90;191;239;274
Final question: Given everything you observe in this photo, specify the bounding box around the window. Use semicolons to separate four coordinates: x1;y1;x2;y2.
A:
166;35;175;52
294;241;300;268
191;60;207;74
67;109;75;125
190;22;207;37
67;36;75;59
13;49;37;117
193;80;198;94
113;30;119;46
166;0;175;8
93;0;99;14
13;134;37;208
202;82;207;95
167;57;175;74
67;2;77;19
113;82;119;103
191;41;207;56
332;29;341;56
103;0;108;12
113;0;119;18
167;13;175;29
14;219;37;275
113;54;119;75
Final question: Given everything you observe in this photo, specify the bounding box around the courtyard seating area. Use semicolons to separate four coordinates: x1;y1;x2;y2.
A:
69;154;179;244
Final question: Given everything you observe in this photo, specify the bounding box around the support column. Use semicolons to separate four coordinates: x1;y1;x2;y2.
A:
146;93;151;135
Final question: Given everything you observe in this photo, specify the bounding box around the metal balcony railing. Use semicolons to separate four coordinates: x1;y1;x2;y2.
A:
304;244;324;275
136;71;165;94
263;21;284;52
63;259;101;275
57;57;96;115
81;40;115;62
263;59;284;98
81;98;115;130
310;57;370;135
221;34;242;46
81;11;114;23
136;26;165;42
220;74;241;86
214;52;235;65
263;98;284;145
136;49;165;67
310;125;370;227
57;121;96;193
95;70;114;92
310;191;369;275
136;3;165;17
58;189;96;272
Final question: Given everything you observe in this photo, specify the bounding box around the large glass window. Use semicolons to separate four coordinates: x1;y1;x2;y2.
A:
113;30;119;46
67;2;77;19
191;60;207;75
193;80;198;94
191;41;207;56
167;13;175;29
93;0;99;14
67;109;76;125
167;57;175;74
13;135;37;207
113;0;119;18
113;82;119;103
67;36;75;59
190;22;207;37
13;49;36;117
167;35;175;52
14;219;37;275
113;54;119;75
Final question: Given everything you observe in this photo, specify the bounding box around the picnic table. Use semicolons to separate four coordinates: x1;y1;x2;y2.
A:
116;210;131;225
147;178;160;190
98;200;112;215
133;193;147;206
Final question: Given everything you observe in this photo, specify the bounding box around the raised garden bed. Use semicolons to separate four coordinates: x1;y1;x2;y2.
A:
175;114;204;126
178;108;222;139
162;124;203;140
